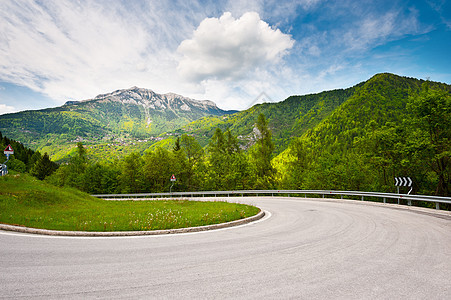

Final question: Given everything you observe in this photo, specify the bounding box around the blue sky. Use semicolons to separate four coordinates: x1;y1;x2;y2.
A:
0;0;450;114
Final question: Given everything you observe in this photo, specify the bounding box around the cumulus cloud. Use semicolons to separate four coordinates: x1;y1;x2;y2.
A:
177;12;294;82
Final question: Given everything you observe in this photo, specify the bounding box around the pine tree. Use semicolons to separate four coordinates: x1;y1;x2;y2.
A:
173;137;181;152
30;153;58;180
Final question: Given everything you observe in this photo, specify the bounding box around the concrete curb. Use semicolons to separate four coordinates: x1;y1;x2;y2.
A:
0;210;265;237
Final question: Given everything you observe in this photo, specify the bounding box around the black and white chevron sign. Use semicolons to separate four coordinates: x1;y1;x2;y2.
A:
394;177;412;187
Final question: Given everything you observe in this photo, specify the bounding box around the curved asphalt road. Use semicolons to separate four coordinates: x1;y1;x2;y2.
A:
1;197;450;299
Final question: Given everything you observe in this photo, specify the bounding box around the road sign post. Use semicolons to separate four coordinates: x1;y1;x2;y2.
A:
2;145;14;176
4;144;14;156
170;174;176;193
394;176;413;205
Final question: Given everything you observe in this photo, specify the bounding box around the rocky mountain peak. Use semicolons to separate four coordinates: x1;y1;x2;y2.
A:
65;87;222;113
62;86;236;125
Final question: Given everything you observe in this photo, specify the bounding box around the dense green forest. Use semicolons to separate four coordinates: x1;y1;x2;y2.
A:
0;112;277;193
175;81;363;154
1;74;450;208
275;75;450;198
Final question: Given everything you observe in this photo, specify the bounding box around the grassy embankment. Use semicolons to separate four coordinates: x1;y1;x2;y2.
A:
0;174;260;231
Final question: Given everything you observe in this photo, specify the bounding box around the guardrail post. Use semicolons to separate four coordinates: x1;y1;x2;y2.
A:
361;196;364;201
408;200;412;206
436;202;440;210
383;197;386;203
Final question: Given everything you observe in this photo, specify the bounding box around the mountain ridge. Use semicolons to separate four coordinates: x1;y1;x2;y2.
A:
0;86;236;161
1;73;449;163
64;86;223;112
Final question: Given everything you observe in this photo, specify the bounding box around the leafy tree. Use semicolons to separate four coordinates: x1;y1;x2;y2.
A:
227;151;251;190
7;158;27;173
354;121;406;191
225;129;240;154
205;128;227;189
45;164;67;187
249;114;275;188
62;142;89;189
180;134;204;190
28;151;42;171
278;138;312;189
203;128;250;190
79;163;105;194
171;141;189;191
142;147;173;192
181;134;203;166
75;162;119;194
98;163;121;194
406;83;450;196
71;142;88;169
30;152;58;180
118;152;143;193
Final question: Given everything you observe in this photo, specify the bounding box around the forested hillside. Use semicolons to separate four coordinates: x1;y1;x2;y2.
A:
275;73;450;196
1;73;449;200
176;82;362;153
0;87;234;161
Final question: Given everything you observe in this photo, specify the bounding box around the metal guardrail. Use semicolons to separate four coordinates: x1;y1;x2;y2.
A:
92;190;451;210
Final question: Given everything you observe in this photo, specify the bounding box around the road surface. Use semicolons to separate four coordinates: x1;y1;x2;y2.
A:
1;197;450;299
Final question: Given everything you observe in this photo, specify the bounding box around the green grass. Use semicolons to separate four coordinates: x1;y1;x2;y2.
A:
0;173;260;232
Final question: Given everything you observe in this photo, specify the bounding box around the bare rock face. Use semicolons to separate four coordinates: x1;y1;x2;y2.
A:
59;87;235;137
74;87;225;115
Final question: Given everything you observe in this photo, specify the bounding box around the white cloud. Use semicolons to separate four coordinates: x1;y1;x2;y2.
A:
185;61;300;110
0;104;17;115
225;0;265;17
427;0;451;29
177;12;294;82
224;0;321;22
342;11;420;51
0;1;194;102
0;0;446;113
